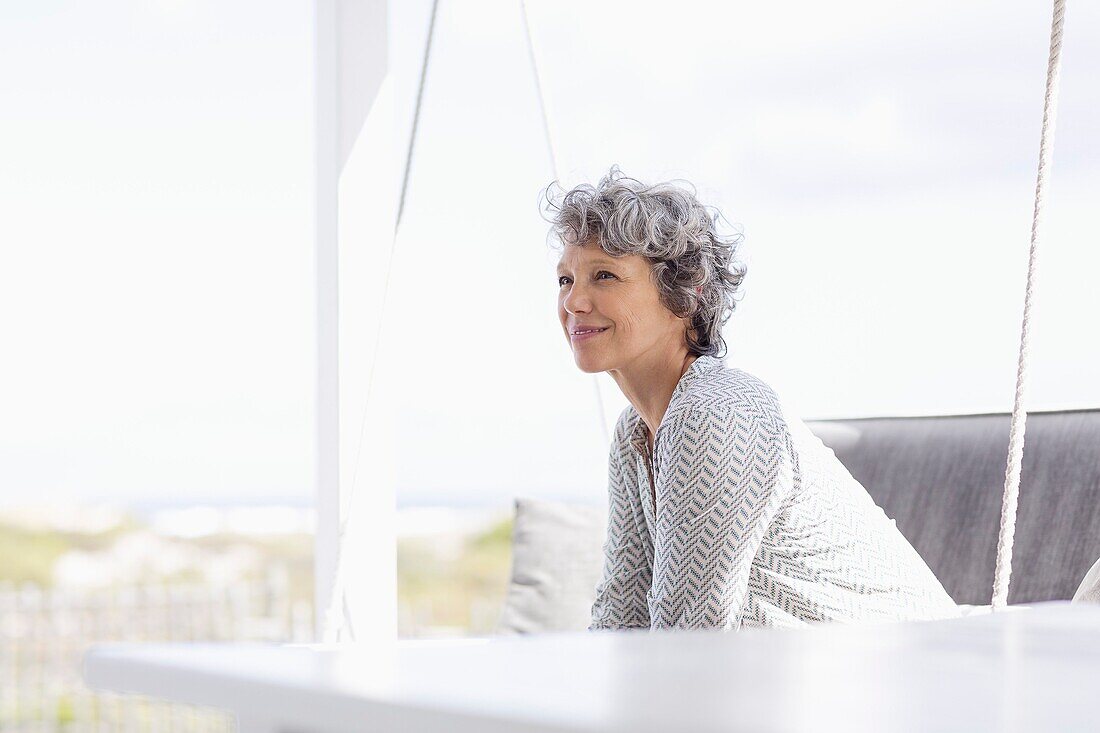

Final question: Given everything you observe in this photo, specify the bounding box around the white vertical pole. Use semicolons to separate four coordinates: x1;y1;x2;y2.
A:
314;0;393;642
313;0;340;642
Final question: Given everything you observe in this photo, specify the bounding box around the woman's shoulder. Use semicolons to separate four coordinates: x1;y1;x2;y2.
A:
676;360;789;431
609;359;802;446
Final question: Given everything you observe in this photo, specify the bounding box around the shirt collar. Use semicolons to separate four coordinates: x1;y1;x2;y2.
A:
627;354;725;452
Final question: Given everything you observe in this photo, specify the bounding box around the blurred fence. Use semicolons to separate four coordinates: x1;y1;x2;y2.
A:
0;570;312;732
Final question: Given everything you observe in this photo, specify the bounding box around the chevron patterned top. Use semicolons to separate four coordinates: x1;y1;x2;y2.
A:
589;354;961;631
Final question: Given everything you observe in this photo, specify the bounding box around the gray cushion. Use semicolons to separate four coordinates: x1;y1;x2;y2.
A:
496;497;605;634
810;409;1100;605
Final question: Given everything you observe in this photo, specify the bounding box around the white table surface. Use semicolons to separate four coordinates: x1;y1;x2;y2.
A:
84;601;1100;733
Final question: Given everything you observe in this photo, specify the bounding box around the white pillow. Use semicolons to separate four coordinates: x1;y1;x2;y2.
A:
496;497;606;634
1073;557;1100;604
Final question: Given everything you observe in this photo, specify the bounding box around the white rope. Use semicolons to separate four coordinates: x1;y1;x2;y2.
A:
396;0;442;235
321;0;442;643
519;0;560;184
520;0;612;447
991;0;1067;611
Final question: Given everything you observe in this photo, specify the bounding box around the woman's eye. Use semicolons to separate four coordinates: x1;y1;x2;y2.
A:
557;276;571;287
597;271;615;280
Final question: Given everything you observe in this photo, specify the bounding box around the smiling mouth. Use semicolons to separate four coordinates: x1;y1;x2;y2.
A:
571;327;608;336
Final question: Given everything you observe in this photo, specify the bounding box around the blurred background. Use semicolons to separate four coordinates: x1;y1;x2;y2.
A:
1;0;1097;729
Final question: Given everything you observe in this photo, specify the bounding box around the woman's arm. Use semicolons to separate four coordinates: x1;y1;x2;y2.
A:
589;421;652;631
649;403;795;630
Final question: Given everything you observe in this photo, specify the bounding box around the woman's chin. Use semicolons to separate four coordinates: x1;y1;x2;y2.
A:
572;351;610;374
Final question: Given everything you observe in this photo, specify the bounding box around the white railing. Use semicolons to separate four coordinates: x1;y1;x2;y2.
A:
0;570;312;732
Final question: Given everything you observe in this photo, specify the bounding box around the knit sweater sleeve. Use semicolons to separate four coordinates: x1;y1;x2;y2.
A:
648;402;796;630
589;413;652;631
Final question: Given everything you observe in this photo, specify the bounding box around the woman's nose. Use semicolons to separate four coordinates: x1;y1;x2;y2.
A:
562;281;591;314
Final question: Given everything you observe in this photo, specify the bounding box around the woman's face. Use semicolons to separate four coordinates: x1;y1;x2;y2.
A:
556;241;689;373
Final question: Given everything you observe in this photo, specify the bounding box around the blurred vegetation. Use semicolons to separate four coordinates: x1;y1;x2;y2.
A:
0;510;515;638
191;532;316;606
397;516;514;637
0;518;143;587
0;517;314;610
0;522;69;586
0;523;124;587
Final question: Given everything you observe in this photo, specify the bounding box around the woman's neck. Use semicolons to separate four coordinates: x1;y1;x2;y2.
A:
609;350;698;447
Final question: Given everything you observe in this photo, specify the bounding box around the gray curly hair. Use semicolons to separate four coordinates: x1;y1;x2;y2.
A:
541;165;747;358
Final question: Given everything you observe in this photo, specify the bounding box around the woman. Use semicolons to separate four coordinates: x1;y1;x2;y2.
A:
545;166;960;631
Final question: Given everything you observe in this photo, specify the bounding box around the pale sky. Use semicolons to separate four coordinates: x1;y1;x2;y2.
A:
2;1;1098;508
